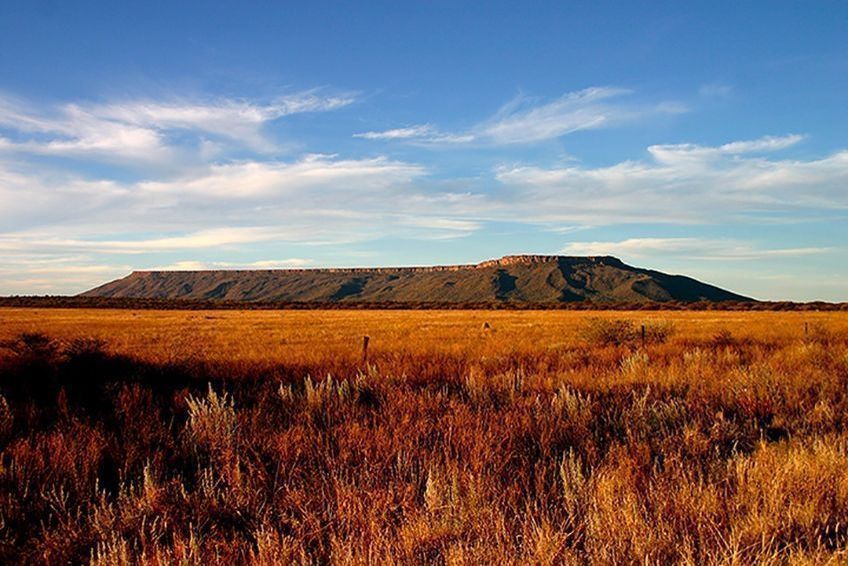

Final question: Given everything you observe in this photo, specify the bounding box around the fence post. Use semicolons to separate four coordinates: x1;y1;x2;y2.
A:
641;324;646;347
804;322;809;339
362;335;370;364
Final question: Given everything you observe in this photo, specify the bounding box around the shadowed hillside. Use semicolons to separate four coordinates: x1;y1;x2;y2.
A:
81;255;751;303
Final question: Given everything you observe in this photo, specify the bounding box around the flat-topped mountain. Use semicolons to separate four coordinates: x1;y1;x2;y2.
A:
81;255;751;303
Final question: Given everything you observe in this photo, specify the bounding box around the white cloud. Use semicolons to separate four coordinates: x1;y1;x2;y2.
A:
0;150;486;277
0;90;356;163
0;159;129;232
495;135;848;224
0;95;170;162
354;87;685;146
123;91;355;125
400;216;480;232
0;227;281;254
150;258;313;270
477;87;678;145
647;134;805;163
0;257;134;295
0;151;431;231
563;237;698;256
246;258;312;268
699;83;733;98
560;238;833;261
138;154;425;200
394;216;481;239
354;124;474;144
2;133;844;275
354;125;436;140
94;91;355;149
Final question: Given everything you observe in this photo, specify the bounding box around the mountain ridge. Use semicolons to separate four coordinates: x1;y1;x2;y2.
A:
81;255;752;303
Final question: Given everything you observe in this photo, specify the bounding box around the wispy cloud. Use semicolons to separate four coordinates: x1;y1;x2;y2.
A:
698;83;733;98
94;91;355;147
354;87;685;146
354;124;474;144
0;90;356;163
0;149;483;277
0;151;433;233
478;87;683;145
0;227;284;254
3;132;845;272
495;134;848;224
394;215;481;239
0;257;134;295
138;154;425;199
561;238;832;261
0;248;314;293
647;134;805;163
354;124;435;140
150;258;313;270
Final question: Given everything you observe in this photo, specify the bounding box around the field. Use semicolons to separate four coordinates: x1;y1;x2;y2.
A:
1;308;848;564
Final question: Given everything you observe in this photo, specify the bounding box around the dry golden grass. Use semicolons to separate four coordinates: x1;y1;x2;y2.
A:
1;307;845;362
1;307;847;564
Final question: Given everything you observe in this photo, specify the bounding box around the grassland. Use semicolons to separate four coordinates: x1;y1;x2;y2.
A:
1;308;848;564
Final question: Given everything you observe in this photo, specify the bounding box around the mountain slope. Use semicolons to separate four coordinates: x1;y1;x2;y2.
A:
80;255;751;303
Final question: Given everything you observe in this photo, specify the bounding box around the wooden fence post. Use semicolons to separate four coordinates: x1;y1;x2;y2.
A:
641;325;646;347
362;335;370;364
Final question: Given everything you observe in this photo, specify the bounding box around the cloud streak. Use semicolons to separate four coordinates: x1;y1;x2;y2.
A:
0;150;480;274
495;135;848;224
560;238;832;261
0;90;356;163
2;133;846;264
354;87;685;146
647;134;805;163
150;258;313;270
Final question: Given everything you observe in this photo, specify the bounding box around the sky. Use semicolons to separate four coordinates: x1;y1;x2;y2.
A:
0;1;846;301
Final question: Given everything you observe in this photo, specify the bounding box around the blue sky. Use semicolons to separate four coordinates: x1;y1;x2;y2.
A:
0;1;846;300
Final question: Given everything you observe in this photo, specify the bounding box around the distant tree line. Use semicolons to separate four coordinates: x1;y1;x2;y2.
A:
1;296;845;311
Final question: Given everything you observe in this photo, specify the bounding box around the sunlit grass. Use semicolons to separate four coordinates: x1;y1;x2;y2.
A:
0;307;847;563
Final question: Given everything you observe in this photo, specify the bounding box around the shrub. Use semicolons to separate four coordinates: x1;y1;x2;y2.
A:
804;322;834;346
559;450;588;520
580;318;638;346
580;319;675;346
2;332;57;358
644;320;676;343
63;337;107;359
185;384;237;454
0;394;12;442
711;329;736;348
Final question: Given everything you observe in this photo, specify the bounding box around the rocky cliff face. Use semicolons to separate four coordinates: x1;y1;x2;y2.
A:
81;255;751;303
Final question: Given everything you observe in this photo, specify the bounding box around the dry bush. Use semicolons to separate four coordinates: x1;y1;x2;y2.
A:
2;332;58;358
580;317;638;346
62;336;107;359
581;318;676;346
185;384;237;455
0;394;12;442
644;319;676;343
